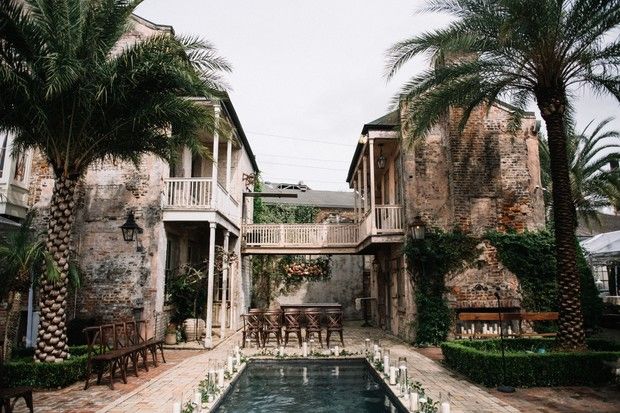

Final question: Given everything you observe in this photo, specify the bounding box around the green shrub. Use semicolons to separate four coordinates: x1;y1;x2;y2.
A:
441;338;620;387
2;346;92;388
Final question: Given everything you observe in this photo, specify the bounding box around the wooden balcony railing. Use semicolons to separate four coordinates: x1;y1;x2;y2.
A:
242;205;404;251
375;205;403;232
163;177;212;208
243;223;359;247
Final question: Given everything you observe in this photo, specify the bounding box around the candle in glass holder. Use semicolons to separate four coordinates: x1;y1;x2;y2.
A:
365;338;371;354
309;339;315;355
193;389;201;407
383;349;390;375
227;355;234;374
302;341;308;357
389;365;397;385
373;339;380;353
279;346;284;357
334;345;340;356
373;349;380;362
236;350;241;366
409;391;419;411
440;392;451;413
218;367;225;387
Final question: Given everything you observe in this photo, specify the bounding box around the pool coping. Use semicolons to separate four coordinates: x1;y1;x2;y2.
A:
209;357;410;412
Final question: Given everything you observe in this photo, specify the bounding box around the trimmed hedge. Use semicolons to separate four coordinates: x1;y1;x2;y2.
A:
2;346;91;388
441;339;620;387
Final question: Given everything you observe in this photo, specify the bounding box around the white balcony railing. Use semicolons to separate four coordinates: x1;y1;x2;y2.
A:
163;177;212;209
243;223;359;247
242;205;404;250
375;205;403;231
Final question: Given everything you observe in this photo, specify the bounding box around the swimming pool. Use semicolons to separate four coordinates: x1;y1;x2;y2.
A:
213;358;407;412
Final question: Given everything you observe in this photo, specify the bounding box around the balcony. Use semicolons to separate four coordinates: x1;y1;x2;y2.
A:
162;177;240;224
242;204;404;254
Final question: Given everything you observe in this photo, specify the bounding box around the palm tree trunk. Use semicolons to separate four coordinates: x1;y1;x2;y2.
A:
538;92;587;351
35;176;78;362
2;290;23;361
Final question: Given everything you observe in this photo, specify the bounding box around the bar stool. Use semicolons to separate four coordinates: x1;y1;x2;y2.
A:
304;308;323;348
283;309;303;347
262;310;283;347
325;309;344;348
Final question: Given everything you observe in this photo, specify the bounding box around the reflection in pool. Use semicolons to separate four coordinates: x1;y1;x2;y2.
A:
213;359;407;413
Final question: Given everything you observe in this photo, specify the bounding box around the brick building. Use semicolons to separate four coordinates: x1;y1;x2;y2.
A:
344;103;545;340
25;15;259;347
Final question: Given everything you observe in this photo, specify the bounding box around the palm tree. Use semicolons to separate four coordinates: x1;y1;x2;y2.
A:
386;0;620;350
0;0;230;361
0;213;57;360
539;118;620;225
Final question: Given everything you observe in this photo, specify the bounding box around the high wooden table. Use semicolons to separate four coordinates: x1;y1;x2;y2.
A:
280;303;342;312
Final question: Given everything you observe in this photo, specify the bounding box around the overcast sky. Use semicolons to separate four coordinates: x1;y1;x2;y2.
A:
136;0;620;192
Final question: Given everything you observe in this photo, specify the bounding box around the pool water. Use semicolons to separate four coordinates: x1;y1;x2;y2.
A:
213;359;407;413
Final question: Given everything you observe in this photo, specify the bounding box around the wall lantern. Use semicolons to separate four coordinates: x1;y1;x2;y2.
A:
410;215;426;240
377;144;386;169
120;211;143;242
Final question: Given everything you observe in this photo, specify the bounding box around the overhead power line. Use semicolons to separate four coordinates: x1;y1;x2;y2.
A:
259;160;346;171
256;153;349;163
248;131;354;147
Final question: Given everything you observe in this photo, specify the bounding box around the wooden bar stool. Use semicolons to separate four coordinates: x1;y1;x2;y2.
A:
304;308;324;348
241;312;263;348
262;310;283;347
325;309;344;348
283;309;303;347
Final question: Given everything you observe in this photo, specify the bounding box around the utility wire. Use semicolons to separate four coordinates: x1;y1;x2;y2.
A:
248;131;354;147
256;153;349;163
259;160;346;171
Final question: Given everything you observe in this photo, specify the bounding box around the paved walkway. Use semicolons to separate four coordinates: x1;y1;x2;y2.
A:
97;322;516;413
12;322;619;412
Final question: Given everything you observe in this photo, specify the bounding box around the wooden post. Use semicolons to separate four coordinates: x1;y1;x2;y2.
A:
226;138;232;193
357;169;363;221
362;156;368;214
369;139;376;232
211;105;220;205
220;230;230;338
204;222;217;349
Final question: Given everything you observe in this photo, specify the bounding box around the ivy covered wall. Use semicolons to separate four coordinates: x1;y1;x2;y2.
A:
405;230;603;345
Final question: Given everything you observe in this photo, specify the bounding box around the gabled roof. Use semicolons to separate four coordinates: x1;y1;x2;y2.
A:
361;110;400;135
262;182;354;209
581;230;620;256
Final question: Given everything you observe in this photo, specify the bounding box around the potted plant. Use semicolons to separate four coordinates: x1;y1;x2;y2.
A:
165;323;178;345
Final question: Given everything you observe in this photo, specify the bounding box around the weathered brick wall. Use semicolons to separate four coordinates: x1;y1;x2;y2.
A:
30;154;169;329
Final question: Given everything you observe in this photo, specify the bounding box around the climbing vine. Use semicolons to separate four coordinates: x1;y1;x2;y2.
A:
251;176;329;308
405;229;604;345
404;230;478;345
487;230;603;330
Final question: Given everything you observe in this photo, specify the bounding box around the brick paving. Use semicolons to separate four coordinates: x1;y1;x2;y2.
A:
11;322;620;412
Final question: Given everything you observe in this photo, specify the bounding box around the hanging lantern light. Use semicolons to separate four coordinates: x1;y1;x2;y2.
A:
120;211;143;242
377;143;386;169
410;215;426;240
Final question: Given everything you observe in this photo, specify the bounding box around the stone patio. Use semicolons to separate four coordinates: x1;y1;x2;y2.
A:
10;322;620;412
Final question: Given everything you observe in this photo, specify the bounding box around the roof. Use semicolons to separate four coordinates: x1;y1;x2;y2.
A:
361;110;400;135
262;182;354;209
581;230;620;257
576;213;620;238
0;216;20;231
130;14;174;35
220;96;259;173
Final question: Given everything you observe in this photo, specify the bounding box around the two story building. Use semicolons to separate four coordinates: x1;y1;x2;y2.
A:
26;15;259;347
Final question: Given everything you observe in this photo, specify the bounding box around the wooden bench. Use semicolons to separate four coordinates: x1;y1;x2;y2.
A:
0;346;33;413
83;320;165;390
457;312;559;338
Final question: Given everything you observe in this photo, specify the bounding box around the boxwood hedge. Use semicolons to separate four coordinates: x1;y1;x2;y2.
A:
1;346;91;388
441;338;620;387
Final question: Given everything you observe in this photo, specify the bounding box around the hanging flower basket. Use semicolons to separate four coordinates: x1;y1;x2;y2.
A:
281;256;331;279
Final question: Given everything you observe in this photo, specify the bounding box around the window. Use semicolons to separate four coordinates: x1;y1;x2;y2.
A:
12;150;26;182
593;265;620;296
0;134;7;179
393;257;405;310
